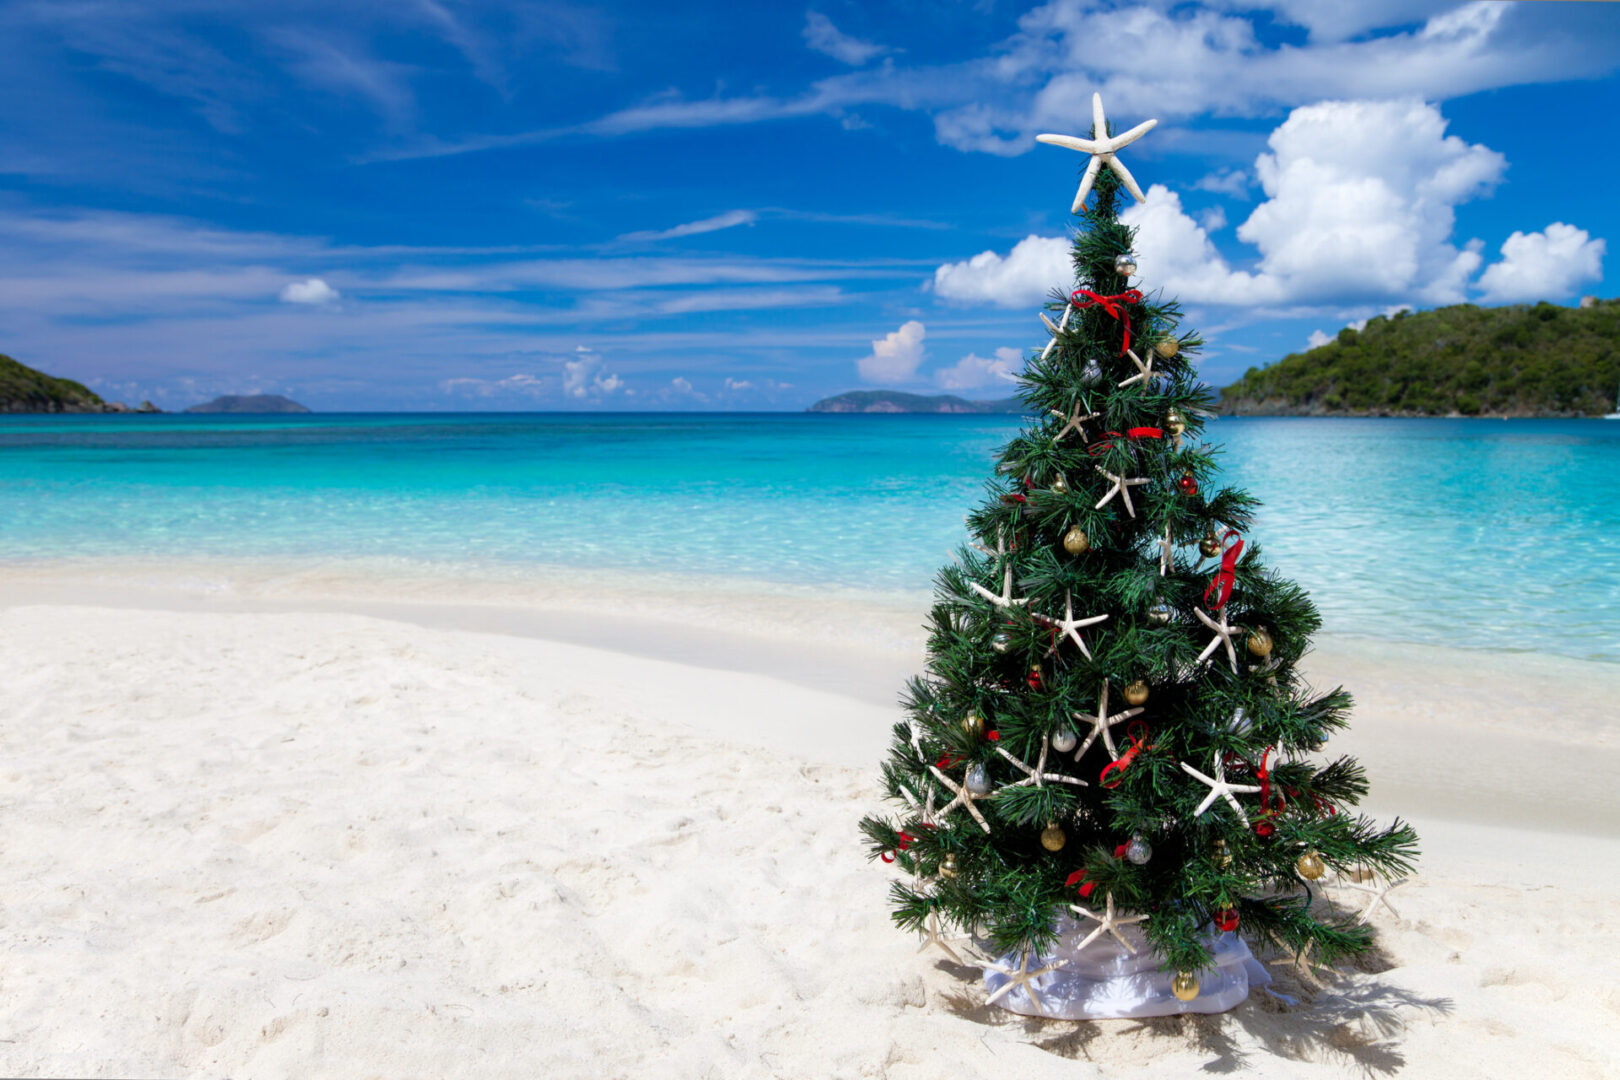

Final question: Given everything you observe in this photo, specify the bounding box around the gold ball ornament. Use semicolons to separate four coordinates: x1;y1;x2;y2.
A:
1040;824;1067;852
1164;408;1187;435
1051;473;1070;495
1156;339;1180;360
1123;679;1150;706
1171;971;1200;1002
1199;530;1222;558
1063;526;1091;555
1211;838;1233;868
1247;628;1274;658
1297;852;1326;881
940;854;959;879
962;711;986;738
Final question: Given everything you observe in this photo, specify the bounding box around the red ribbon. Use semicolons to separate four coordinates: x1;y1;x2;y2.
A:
1086;427;1163;457
935;752;961;770
1099;722;1153;788
1203;530;1244;611
1070;288;1144;355
880;830;919;863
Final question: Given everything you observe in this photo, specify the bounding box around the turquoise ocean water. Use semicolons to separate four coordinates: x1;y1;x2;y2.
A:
1;413;1616;662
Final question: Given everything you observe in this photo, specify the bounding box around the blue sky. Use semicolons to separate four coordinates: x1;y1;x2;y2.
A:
2;0;1618;411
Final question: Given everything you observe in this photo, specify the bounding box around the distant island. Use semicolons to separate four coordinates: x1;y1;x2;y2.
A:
807;390;1024;414
185;394;311;414
1222;299;1620;417
0;353;159;413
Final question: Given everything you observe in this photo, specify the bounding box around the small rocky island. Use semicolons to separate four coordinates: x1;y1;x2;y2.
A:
807;390;1023;414
185;394;311;414
0;353;159;413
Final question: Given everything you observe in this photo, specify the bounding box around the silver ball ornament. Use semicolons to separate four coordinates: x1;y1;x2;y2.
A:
965;763;992;795
992;631;1011;653
1125;836;1152;865
1080;358;1104;388
1114;253;1137;277
1147;599;1173;624
1051;728;1078;753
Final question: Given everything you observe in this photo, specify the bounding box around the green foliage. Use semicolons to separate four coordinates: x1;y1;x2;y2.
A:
1222;300;1620;416
806;390;1022;413
860;165;1418;983
0;353;105;411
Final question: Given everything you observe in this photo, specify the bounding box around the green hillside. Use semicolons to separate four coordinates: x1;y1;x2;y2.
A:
1221;300;1620;417
0;352;107;413
807;390;1024;413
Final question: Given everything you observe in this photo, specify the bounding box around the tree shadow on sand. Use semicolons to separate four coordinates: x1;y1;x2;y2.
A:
931;937;1452;1076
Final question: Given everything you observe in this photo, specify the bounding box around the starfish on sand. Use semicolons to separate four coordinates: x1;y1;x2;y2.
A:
1094;465;1149;518
997;735;1088;789
1049;399;1100;443
1073;682;1144;761
1069;891;1149;954
1194;605;1241;673
982;950;1070;1012
918;910;965;965
1034;589;1109;660
1179;749;1262;825
1036;92;1159;211
1040;304;1074;360
1119;346;1160;388
968;529;1030;610
1343;875;1410;924
929;764;993;834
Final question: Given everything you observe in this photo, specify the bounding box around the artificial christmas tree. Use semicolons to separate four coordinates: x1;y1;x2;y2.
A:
861;93;1418;1019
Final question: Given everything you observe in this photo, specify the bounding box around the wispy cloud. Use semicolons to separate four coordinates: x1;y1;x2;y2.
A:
618;210;758;243
803;12;887;66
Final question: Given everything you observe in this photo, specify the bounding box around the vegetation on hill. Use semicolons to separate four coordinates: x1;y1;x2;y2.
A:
1221;300;1620;417
185;394;310;414
0;352;108;413
807;390;1024;413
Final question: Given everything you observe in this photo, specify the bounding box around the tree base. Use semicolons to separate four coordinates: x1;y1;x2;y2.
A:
983;917;1270;1020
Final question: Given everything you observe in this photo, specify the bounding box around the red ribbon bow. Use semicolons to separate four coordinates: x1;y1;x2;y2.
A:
1086;427;1163;457
1070;288;1144;355
1099;721;1153;788
1203;529;1244;611
1066;841;1134;898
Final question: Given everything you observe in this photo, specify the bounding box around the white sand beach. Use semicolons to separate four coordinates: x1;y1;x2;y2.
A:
2;571;1618;1078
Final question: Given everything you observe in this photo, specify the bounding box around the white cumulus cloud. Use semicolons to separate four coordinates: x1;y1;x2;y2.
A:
1476;223;1606;303
562;348;623;398
936;347;1022;391
857;320;926;383
935;99;1519;311
279;277;339;304
933;235;1069;308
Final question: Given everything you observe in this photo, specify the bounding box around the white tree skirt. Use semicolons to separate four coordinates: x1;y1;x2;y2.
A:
982;915;1270;1020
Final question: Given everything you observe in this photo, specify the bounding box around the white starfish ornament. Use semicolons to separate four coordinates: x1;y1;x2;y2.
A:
1069;891;1149;954
1034;589;1109;660
1194;605;1241;673
1049;399;1100;443
929;764;993;834
983;950;1070;1012
1073;682;1143;761
1036;92;1159;211
997;735;1088;789
968;529;1030;610
918;910;966;965
1119;346;1159;388
1094;464;1149;518
1040;304;1074;360
1158;523;1174;577
1179;749;1262;825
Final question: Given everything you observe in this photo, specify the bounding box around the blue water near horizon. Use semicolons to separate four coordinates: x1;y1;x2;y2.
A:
2;412;1618;663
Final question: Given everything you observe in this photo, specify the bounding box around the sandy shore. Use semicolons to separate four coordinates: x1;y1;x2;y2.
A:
2;577;1618;1078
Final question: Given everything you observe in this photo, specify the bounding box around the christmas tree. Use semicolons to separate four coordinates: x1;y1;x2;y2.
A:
860;94;1418;1018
